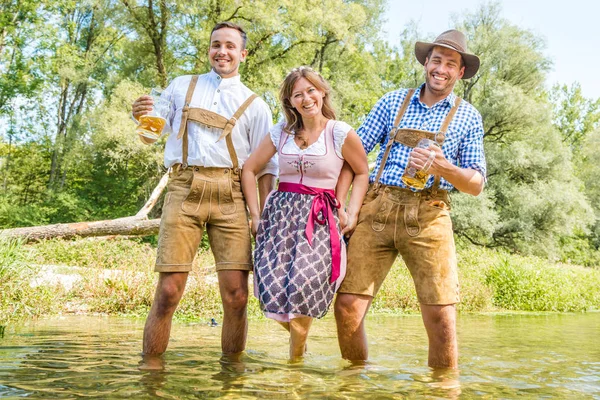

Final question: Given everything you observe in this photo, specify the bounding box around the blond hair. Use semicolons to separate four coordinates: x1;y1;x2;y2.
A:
279;66;336;133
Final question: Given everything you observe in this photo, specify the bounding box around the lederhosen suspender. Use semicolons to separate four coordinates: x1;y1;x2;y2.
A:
373;88;462;196
176;75;258;169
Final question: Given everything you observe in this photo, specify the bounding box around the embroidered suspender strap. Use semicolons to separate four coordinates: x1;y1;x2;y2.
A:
177;92;258;171
373;89;415;187
223;94;258;171
181;93;258;141
431;97;462;195
394;128;441;148
183;109;229;132
178;75;199;168
440;98;462;134
216;94;258;142
175;76;258;170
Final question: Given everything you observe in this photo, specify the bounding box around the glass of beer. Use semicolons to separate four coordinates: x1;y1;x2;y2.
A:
135;88;171;142
401;138;437;190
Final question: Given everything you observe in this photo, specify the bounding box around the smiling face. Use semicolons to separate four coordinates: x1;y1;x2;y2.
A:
423;46;465;102
289;77;326;120
208;27;247;78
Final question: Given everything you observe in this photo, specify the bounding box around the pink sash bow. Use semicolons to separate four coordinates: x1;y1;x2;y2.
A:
277;182;341;284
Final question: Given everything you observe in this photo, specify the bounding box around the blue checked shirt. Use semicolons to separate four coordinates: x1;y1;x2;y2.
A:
358;84;486;191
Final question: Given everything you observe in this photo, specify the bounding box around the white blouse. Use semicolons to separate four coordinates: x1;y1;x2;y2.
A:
269;120;353;158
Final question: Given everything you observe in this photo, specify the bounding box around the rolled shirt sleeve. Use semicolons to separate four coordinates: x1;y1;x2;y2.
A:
458;109;486;181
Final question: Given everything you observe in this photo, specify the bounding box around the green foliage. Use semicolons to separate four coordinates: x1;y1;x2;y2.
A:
450;190;499;245
0;195;50;228
29;237;157;269
0;0;44;114
550;83;600;150
0;237;598;325
27;237;221;318
1;0;600;264
0;237;62;324
485;255;600;312
559;234;600;268
0;236;24;285
448;3;596;257
373;240;600;313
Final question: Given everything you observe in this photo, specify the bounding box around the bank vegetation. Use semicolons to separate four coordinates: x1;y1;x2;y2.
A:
1;236;598;327
1;1;600;327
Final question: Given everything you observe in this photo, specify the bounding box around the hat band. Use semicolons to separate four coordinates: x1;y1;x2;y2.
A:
434;39;466;53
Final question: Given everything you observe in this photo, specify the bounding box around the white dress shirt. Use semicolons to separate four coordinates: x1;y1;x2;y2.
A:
162;70;277;178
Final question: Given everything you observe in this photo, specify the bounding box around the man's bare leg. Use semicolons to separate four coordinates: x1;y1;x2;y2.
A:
334;293;373;362
217;270;249;355
420;304;458;369
141;272;189;369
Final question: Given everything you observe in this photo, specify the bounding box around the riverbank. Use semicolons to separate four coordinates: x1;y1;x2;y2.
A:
1;236;599;326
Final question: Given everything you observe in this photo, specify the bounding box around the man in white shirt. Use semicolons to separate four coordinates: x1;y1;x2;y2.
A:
132;22;276;367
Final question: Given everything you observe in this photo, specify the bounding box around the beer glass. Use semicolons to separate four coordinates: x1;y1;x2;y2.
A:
136;88;171;142
401;138;436;190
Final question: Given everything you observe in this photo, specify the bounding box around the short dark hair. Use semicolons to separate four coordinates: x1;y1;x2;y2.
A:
211;22;247;49
427;46;464;69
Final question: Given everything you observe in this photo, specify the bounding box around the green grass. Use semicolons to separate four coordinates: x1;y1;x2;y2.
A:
0;236;599;327
485;256;600;312
29;237;157;270
0;237;63;325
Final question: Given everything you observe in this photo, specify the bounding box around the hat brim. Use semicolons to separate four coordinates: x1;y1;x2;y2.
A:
415;41;480;80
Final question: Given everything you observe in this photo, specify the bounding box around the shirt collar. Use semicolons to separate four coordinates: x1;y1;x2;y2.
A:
413;83;457;108
208;68;241;88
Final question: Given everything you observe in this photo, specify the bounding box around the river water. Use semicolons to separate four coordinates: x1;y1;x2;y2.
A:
0;313;598;399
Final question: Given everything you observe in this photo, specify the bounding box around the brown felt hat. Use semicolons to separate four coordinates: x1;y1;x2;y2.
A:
415;29;480;79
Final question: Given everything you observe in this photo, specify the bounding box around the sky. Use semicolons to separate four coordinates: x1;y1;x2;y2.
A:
382;0;598;99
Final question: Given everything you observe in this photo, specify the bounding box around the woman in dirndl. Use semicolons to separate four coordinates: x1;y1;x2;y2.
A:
242;66;369;359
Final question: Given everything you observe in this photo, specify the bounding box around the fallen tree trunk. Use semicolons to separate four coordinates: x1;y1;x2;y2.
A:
0;172;169;243
1;217;161;242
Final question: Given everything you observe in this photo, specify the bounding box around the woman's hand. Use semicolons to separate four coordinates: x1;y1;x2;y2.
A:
250;216;260;238
338;208;348;230
341;209;358;237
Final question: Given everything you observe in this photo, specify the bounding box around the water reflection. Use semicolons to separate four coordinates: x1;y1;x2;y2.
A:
0;313;598;398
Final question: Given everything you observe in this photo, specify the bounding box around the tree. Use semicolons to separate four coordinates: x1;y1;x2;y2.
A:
0;0;42;114
550;83;600;150
448;2;593;257
43;0;124;190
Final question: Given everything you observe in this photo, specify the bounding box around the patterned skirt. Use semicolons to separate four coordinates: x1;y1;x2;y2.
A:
253;190;346;320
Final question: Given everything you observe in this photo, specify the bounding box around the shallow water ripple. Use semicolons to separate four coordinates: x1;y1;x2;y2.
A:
0;314;598;399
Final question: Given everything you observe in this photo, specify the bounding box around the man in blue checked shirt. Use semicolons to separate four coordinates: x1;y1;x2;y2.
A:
334;30;486;369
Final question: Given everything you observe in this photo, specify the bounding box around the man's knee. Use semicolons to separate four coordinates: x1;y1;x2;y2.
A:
334;293;370;325
422;305;456;340
221;286;248;312
154;280;186;314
